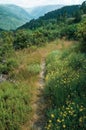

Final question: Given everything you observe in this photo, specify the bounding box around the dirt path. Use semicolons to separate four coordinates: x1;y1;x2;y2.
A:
21;40;73;130
30;60;46;130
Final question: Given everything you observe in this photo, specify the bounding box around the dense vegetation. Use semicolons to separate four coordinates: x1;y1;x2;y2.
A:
19;5;80;30
0;1;86;130
45;48;86;130
0;82;30;130
16;1;85;50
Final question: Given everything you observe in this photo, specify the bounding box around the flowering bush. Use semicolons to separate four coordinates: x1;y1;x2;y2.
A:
45;49;86;130
45;101;86;130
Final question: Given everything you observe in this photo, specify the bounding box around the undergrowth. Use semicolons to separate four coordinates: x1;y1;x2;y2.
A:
0;81;31;130
45;45;86;130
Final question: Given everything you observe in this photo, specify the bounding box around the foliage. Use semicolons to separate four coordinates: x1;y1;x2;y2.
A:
28;63;41;75
80;1;86;14
45;49;86;130
45;102;86;130
19;5;80;30
0;32;17;74
76;20;86;52
76;20;86;41
0;81;31;130
74;10;82;23
13;30;28;49
60;24;77;39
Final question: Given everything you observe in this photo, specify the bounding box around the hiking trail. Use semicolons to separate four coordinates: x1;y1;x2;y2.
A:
31;59;46;130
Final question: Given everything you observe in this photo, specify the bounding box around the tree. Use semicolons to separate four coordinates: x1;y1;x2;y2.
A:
13;30;30;49
74;10;82;23
81;1;86;14
76;20;86;52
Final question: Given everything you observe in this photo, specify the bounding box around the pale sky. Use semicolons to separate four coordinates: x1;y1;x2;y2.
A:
0;0;84;7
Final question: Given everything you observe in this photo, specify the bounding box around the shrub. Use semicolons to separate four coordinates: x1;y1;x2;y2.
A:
0;81;31;130
45;49;86;130
45;101;86;130
76;20;86;52
0;58;17;74
13;30;31;49
0;41;17;75
60;24;77;39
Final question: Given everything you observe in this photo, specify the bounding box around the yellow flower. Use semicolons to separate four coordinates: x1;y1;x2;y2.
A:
49;120;52;123
48;124;51;128
80;108;83;112
63;125;66;128
62;119;64;122
66;107;69;110
63;113;66;117
57;119;61;123
79;117;83;122
51;114;55;118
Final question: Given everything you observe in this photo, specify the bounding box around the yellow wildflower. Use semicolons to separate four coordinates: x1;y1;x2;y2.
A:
51;114;55;118
48;124;51;128
63;124;66;128
49;120;52;123
79;117;83;122
57;119;61;123
80;108;83;112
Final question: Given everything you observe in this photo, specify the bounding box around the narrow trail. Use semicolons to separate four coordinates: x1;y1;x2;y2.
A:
31;60;46;130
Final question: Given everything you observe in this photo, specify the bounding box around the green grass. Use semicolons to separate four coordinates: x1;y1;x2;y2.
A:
28;63;41;75
45;46;86;130
0;81;31;130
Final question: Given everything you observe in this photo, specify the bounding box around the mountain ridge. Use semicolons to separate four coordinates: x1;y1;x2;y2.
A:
19;5;80;30
25;4;63;19
0;4;32;30
0;4;64;30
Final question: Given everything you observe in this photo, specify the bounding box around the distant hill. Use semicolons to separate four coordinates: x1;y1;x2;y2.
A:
25;5;63;19
0;4;32;30
19;5;80;30
41;5;80;20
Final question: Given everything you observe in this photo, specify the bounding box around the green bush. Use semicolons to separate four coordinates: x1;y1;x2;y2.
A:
45;49;86;130
45;101;86;130
0;58;17;74
0;81;31;130
0;40;17;74
60;24;77;39
13;30;31;49
76;20;86;52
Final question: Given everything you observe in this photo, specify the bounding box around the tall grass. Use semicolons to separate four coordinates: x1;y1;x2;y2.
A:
0;81;31;130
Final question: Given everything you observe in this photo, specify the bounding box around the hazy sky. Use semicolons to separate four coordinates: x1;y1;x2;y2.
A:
0;0;84;7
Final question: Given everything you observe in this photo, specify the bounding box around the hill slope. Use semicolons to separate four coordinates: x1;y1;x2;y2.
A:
25;5;63;19
19;5;80;30
0;4;32;30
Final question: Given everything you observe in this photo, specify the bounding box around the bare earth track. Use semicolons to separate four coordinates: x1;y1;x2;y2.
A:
31;60;46;130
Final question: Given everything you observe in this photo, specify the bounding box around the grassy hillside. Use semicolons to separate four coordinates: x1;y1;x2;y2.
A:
19;5;80;30
0;4;32;30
